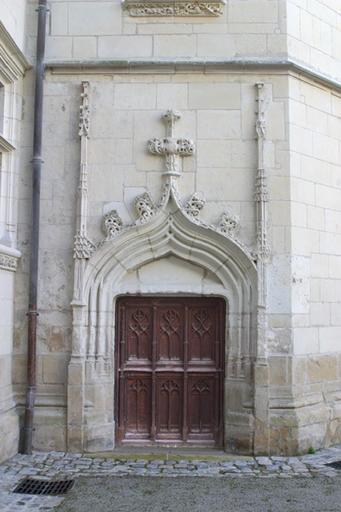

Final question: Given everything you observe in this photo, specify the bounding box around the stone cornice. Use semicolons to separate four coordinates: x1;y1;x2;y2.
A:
122;0;225;16
0;244;21;272
0;22;31;84
46;58;341;93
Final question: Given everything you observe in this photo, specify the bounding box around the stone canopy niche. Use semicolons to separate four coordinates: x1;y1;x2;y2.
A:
68;83;269;453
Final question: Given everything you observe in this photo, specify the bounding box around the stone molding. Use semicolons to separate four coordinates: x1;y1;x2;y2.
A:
46;59;341;94
122;0;225;16
0;22;30;84
0;135;15;152
0;243;20;272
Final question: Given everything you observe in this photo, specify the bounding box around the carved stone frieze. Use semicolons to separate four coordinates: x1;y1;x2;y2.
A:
0;253;18;271
122;0;225;17
102;209;123;240
217;210;240;238
134;192;156;223
185;192;205;218
74;233;96;259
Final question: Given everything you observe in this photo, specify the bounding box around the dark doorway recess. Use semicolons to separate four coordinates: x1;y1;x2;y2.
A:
115;296;226;447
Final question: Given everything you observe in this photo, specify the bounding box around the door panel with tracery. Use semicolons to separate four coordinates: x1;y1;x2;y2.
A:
116;297;225;446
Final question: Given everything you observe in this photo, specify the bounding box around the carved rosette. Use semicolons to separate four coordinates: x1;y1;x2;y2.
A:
185;192;205;218
122;0;225;16
217;210;240;238
74;233;96;259
102;209;123;240
0;253;18;271
134;192;156;223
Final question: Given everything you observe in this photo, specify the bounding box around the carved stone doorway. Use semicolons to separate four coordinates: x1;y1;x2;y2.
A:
115;296;226;447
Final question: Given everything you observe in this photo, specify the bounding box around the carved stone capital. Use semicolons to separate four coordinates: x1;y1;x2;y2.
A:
122;0;225;16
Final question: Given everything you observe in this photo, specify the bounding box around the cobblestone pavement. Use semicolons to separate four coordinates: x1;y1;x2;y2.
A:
1;446;341;511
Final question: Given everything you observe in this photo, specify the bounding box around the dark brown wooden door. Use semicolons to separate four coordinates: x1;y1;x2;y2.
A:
116;297;225;446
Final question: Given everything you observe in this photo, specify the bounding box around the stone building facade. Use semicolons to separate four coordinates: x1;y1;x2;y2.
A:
0;0;341;462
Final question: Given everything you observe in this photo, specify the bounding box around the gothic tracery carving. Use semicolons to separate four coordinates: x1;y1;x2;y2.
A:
129;379;148;393
192;310;212;336
129;310;149;336
192;380;210;394
161;380;180;393
160;310;181;336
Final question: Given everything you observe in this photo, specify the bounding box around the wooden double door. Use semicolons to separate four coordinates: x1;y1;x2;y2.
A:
116;297;225;446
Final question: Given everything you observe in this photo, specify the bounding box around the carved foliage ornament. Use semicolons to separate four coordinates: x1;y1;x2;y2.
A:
102;209;123;240
122;0;225;17
134;192;156;223
185;192;205;218
217;210;240;238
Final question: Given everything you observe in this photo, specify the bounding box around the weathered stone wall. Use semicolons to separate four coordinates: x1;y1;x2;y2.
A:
0;2;28;462
288;77;341;452
45;0;287;60
287;0;341;81
0;0;27;52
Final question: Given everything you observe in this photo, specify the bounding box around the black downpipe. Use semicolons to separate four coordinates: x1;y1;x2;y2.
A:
22;0;48;455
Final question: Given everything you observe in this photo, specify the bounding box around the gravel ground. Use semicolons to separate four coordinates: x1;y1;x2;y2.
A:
1;446;341;511
56;475;341;512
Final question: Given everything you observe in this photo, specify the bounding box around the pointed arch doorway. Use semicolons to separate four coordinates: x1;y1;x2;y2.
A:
115;296;226;447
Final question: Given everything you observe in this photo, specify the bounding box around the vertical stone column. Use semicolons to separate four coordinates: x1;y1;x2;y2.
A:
68;81;94;451
253;82;271;454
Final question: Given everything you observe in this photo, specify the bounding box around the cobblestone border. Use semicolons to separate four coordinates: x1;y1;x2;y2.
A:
1;445;341;511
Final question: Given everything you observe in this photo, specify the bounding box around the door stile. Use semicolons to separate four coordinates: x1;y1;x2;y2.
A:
182;305;188;442
151;305;157;441
218;301;225;446
117;304;126;442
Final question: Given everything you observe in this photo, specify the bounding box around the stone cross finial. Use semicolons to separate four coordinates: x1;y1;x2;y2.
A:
148;110;195;177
